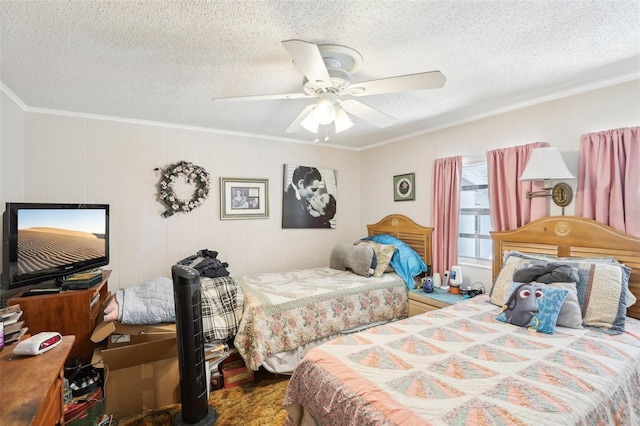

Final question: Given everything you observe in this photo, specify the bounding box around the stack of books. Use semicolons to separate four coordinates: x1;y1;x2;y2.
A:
205;341;230;366
205;341;230;392
1;304;28;345
62;270;103;290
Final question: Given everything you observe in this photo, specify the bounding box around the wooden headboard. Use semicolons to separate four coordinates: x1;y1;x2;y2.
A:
491;216;640;320
367;214;433;268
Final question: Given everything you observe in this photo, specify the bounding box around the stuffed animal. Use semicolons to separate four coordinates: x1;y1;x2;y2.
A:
498;283;542;328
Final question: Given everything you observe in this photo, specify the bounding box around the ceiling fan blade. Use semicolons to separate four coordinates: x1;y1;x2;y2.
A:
347;71;446;96
341;100;396;128
285;104;316;133
282;39;332;89
212;92;312;102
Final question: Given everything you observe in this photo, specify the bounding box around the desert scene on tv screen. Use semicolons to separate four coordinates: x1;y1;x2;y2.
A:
17;209;106;274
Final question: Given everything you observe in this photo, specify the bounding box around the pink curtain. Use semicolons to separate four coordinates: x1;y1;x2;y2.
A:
575;127;640;237
430;156;461;275
486;142;548;232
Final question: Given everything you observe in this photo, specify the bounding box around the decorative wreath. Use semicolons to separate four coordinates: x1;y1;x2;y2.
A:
155;161;211;218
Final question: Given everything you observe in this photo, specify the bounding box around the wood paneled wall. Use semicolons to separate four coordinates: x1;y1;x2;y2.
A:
3;108;361;292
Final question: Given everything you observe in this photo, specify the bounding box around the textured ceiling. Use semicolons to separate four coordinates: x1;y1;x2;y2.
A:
1;1;639;149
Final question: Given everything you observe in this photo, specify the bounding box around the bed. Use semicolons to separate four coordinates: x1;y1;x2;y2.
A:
233;214;433;373
103;214;432;374
283;216;640;425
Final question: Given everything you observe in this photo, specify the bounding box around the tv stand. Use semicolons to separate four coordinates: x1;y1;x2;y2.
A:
8;270;111;364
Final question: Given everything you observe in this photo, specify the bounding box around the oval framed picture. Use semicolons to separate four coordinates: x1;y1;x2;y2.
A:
394;173;415;201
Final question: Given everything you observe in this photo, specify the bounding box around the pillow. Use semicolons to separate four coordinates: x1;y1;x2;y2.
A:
502;250;619;265
491;261;583;329
537;282;583;329
354;240;397;277
490;255;526;306
329;243;376;277
501;251;630;334
576;261;630;333
496;282;569;334
361;235;428;289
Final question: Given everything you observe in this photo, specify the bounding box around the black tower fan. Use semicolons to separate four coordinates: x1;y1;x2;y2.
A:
172;264;218;425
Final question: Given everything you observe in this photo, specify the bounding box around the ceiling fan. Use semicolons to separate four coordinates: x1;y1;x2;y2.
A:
212;39;446;141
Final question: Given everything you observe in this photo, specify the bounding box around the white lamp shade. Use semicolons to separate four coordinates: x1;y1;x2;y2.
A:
519;147;575;181
300;109;319;133
299;94;352;137
334;108;353;133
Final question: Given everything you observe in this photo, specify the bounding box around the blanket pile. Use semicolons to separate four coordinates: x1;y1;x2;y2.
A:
109;250;243;342
114;276;175;324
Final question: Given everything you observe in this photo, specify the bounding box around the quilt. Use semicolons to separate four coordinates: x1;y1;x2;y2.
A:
284;295;640;425
233;267;408;370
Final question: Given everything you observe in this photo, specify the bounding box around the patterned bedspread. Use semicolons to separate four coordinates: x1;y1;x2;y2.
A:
233;267;408;370
284;295;640;425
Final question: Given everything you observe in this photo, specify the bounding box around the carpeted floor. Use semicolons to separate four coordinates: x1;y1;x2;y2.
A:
117;369;290;426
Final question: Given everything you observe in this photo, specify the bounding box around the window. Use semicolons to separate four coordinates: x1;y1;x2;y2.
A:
458;162;492;263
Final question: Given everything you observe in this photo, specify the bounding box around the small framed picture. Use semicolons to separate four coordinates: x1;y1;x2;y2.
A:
220;178;269;220
393;173;415;201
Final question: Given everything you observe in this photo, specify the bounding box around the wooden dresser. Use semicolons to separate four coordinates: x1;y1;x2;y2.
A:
9;270;111;364
0;335;75;425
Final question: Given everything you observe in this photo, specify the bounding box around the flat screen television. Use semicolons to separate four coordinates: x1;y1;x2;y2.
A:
2;202;110;291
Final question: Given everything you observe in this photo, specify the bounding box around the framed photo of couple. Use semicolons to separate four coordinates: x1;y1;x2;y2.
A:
220;177;269;220
282;163;338;229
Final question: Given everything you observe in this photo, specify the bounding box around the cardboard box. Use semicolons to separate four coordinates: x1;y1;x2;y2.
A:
94;338;180;419
98;321;177;348
90;296;177;346
221;360;254;389
91;297;180;419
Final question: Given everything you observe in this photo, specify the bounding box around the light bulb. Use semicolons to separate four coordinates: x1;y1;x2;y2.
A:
312;94;337;125
313;98;336;125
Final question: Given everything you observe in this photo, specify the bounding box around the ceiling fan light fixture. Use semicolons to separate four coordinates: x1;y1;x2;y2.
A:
313;96;336;125
300;111;319;133
215;40;447;141
334;108;353;133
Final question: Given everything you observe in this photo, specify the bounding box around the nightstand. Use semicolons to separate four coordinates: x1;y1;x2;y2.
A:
408;288;464;316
